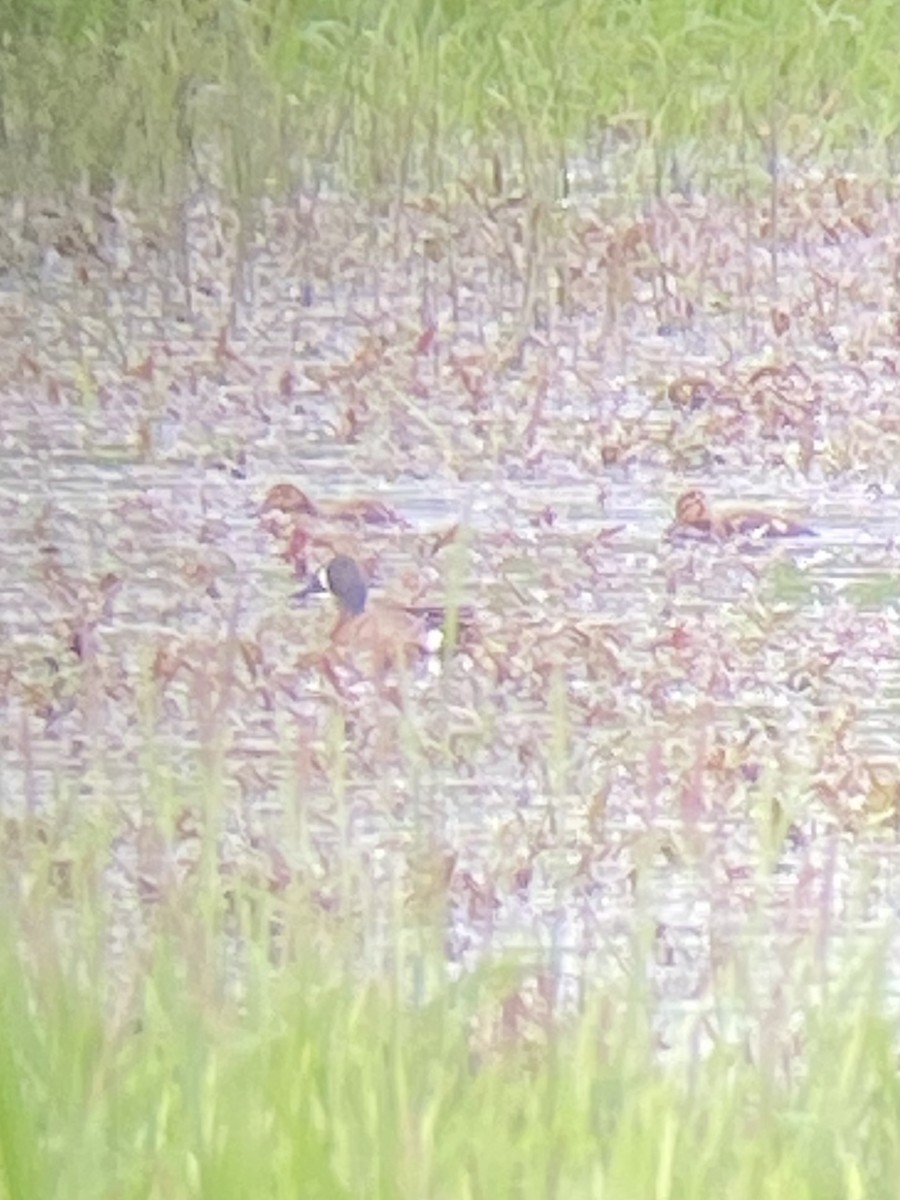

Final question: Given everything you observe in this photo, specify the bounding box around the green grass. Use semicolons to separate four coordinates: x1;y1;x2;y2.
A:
1;0;897;204
0;815;896;1199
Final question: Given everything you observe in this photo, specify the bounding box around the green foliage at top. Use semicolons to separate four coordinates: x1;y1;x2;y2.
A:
0;0;895;205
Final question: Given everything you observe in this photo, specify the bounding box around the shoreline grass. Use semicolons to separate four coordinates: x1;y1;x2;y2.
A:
2;0;897;207
0;869;897;1198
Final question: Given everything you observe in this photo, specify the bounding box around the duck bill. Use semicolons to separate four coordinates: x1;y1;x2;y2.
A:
293;572;328;603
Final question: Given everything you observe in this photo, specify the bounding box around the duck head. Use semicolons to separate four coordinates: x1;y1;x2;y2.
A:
297;554;368;616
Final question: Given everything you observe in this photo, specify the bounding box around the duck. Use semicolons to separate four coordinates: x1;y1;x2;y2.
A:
260;484;407;580
259;483;405;529
670;489;814;541
296;555;475;677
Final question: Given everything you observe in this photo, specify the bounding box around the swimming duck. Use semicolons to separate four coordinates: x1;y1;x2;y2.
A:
260;485;406;579
297;555;475;675
670;489;814;541
259;483;405;528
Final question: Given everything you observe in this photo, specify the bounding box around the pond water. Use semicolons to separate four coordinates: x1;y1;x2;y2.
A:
2;168;900;1055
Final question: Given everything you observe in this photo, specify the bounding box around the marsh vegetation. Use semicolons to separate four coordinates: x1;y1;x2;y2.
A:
2;0;900;1194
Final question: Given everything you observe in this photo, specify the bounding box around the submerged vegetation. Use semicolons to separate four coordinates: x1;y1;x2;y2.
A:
1;0;900;1195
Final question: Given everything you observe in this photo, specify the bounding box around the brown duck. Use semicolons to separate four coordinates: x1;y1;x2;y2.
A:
670;489;814;541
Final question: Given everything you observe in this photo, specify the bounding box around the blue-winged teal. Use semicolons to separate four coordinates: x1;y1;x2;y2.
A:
297;555;475;673
671;489;814;541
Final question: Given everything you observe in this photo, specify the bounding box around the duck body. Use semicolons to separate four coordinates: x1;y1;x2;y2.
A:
260;485;407;580
671;489;814;542
297;555;474;674
260;484;405;528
